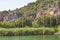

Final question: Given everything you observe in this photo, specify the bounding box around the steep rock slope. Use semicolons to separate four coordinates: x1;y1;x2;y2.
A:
0;11;22;22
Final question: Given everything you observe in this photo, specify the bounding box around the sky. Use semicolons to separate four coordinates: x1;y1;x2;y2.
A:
0;0;36;11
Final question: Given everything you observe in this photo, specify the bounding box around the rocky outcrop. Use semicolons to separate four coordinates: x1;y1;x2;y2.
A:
36;4;60;19
0;11;22;22
8;11;21;21
0;11;9;21
36;10;47;18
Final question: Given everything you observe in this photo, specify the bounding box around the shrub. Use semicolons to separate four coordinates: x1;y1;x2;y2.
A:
0;28;55;36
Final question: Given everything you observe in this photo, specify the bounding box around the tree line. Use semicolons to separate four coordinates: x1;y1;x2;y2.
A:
0;13;60;28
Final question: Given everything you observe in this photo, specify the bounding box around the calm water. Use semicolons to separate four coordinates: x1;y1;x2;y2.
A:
0;35;60;40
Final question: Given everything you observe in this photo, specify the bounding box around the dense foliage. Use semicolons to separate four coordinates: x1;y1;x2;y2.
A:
0;28;54;36
0;0;60;28
0;0;60;36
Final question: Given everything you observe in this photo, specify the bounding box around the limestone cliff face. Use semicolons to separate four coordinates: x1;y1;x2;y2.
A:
8;11;21;21
0;11;9;21
0;11;21;22
36;3;60;19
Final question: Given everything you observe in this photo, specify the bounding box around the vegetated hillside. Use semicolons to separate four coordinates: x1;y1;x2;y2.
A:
18;0;56;16
14;0;60;20
0;0;60;28
1;0;59;21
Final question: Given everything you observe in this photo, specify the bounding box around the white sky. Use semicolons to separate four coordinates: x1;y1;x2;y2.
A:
0;0;36;11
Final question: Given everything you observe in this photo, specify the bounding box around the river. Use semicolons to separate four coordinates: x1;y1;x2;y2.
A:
0;35;60;40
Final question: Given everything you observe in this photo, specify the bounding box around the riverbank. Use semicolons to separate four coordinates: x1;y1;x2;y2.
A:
0;28;55;36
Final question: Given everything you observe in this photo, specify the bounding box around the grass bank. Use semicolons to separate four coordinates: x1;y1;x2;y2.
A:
0;28;55;36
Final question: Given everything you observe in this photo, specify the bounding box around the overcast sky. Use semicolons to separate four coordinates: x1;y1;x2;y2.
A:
0;0;36;11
